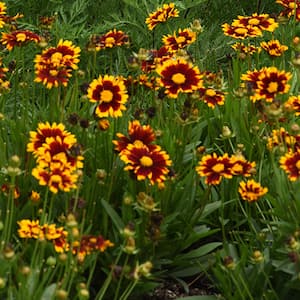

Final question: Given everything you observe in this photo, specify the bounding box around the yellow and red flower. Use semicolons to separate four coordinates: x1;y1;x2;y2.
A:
231;154;256;177
113;120;156;153
162;28;196;52
87;75;128;118
156;58;203;98
27;122;76;157
260;39;288;57
222;13;278;39
88;29;129;51
0;2;6;28
17;219;41;239
120;141;172;185
196;153;234;185
267;127;300;151
1;30;41;51
222;23;262;39
34;39;80;89
139;46;172;73
0;58;10;92
231;42;261;56
232;13;278;33
73;235;114;262
285;95;300;116
276;0;300;21
27;122;84;194
145;3;179;31
198;87;225;108
241;67;292;102
280;149;300;181
238;179;268;202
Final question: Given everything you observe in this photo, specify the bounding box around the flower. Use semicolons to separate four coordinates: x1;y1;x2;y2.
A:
113;120;156;153
138;46;172;73
1;30;41;51
27;122;77;157
17;219;41;239
276;0;300;21
198;87;225;108
88;29;129;51
0;2;6;28
73;235;114;262
195;153;234;185
29;190;40;203
280;149;300;181
162;28;196;52
34;39;80;88
156;58;202;98
31;165;80;194
231;42;261;56
285;95;300;116
0;58;10;92
145;3;179;31
222;13;278;39
120;141;172;185
27;122;84;193
260;39;288;57
231;154;256;177
241;67;292;102
238;179;268;202
87;75;128;118
232;14;278;33
222;23;262;39
267;127;300;151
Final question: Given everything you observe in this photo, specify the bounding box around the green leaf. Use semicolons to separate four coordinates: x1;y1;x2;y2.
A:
101;199;125;231
176;242;222;260
41;283;57;300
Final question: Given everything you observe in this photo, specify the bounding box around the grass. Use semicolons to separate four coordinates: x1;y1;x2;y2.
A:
0;0;300;299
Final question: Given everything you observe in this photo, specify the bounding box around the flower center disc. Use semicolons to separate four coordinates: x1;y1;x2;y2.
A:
205;88;216;97
16;33;26;42
140;155;153;167
105;37;115;46
212;163;224;173
171;73;186;85
176;36;186;44
100;90;114;102
267;82;278;93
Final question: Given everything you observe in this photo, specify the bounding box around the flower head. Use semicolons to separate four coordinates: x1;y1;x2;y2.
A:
260;39;288;57
280;149;300;181
27;122;84;193
87;75;128;118
241;67;291;102
1;30;41;51
162;28;196;52
113;120;156;153
238;179;268;202
88;29;129;51
34;40;80;89
120;141;172;185
285;95;300;116
198;87;225;108
196;153;234;185
145;3;179;30
276;0;300;21
156;58;202;98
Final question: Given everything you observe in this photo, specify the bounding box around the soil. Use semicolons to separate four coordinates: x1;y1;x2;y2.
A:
141;277;219;300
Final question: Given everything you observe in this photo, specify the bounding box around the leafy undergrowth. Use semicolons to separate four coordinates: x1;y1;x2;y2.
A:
0;0;300;299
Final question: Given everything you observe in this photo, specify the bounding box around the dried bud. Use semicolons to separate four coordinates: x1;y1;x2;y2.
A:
223;256;235;270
